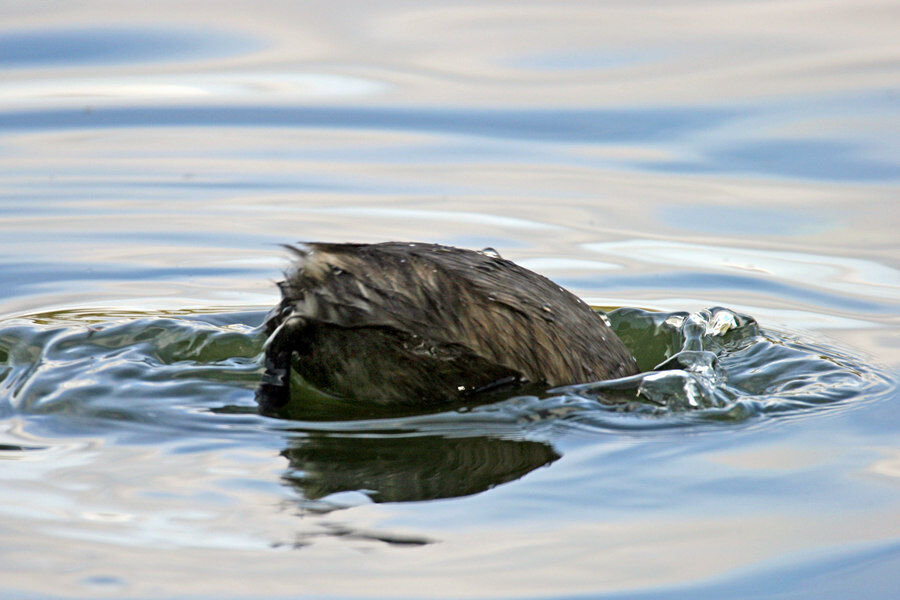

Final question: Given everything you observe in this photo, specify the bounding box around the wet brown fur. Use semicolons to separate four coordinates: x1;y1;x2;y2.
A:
257;242;639;409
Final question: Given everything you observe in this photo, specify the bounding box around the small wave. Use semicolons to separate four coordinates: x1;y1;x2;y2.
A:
0;305;890;438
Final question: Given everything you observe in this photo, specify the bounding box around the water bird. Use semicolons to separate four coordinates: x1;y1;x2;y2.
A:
256;242;639;411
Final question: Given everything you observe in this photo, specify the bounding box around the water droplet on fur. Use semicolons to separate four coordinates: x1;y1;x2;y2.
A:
541;304;556;322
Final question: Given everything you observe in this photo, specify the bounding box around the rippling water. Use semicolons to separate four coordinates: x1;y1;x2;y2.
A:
1;1;898;598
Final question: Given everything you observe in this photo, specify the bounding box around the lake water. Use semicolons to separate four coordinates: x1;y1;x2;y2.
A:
1;1;898;598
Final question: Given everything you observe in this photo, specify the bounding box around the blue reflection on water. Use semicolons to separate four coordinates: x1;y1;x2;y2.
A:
719;139;899;181
0;105;740;143
1;103;895;182
651;138;899;182
0;27;261;67
564;272;893;313
658;205;835;236
567;540;900;600
0;262;263;301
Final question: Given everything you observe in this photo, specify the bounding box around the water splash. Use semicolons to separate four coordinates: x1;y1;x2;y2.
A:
0;306;889;441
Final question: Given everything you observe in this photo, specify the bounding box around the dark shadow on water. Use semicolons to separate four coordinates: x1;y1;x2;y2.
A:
282;431;560;503
267;377;562;504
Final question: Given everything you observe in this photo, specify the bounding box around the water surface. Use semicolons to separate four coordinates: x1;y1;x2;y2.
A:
0;1;898;598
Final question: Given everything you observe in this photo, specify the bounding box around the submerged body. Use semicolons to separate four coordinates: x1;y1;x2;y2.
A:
256;242;639;411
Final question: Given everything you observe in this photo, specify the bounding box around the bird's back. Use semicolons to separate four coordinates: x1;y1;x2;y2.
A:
260;242;638;406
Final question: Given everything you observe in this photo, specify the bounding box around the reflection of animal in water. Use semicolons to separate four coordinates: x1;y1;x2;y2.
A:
256;242;639;411
283;433;560;503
